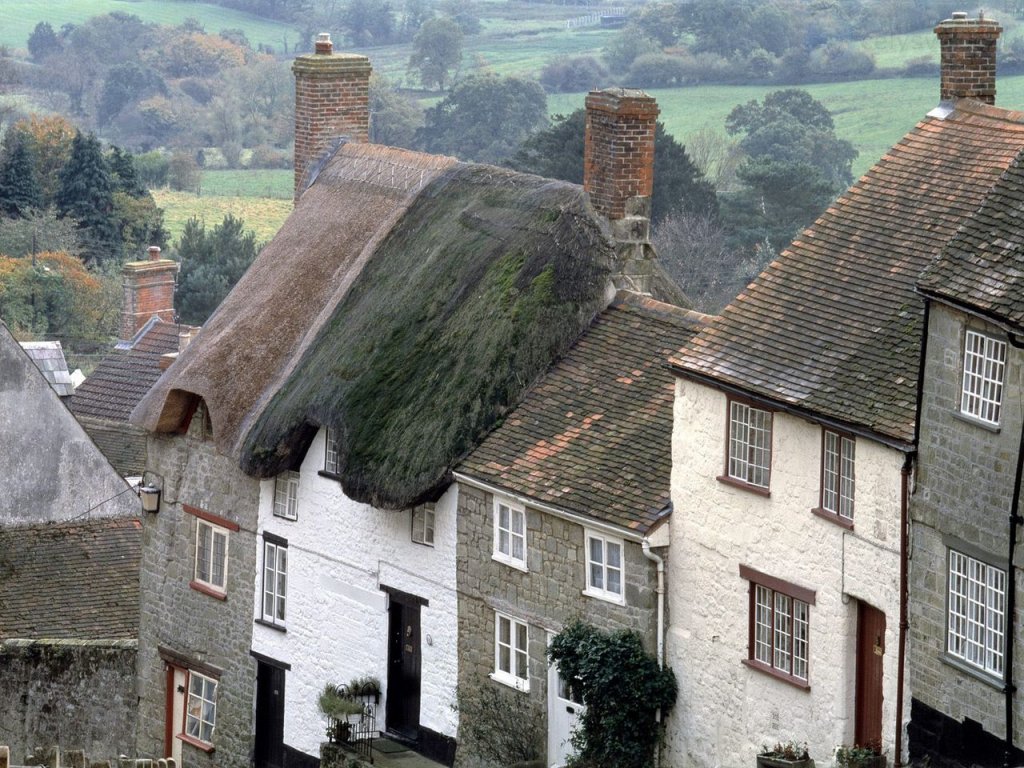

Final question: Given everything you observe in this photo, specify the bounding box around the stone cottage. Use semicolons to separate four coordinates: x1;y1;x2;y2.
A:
663;13;1024;767
129;35;684;768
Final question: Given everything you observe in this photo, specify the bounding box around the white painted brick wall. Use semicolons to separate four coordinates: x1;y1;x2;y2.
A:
665;379;907;767
250;428;459;758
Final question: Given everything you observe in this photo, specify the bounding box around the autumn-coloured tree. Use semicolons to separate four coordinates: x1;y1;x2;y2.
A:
159;31;247;78
0;251;119;341
8;115;76;205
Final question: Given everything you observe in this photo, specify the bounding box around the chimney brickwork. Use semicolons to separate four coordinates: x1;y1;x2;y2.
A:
120;246;178;340
292;33;372;201
584;88;659;221
935;13;1002;105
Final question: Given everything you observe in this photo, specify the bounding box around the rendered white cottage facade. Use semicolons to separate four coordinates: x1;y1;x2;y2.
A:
251;426;460;760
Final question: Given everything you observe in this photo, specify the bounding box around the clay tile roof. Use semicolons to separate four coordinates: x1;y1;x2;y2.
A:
71;318;182;423
0;517;142;641
669;99;1024;445
918;152;1024;330
459;292;709;533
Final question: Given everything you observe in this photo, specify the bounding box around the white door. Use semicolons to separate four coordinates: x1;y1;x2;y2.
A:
546;635;584;768
169;666;186;766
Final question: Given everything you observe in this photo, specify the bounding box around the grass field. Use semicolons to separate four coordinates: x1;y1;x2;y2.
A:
200;169;292;199
0;0;303;54
153;187;292;245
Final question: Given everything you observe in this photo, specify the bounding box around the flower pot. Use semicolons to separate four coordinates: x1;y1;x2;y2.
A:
757;756;815;768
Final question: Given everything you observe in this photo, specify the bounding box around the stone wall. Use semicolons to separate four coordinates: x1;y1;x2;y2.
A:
135;434;261;768
0;642;137;762
909;303;1024;761
454;481;662;767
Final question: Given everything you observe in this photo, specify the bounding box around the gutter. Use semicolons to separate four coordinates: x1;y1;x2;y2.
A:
896;456;912;767
642;537;665;768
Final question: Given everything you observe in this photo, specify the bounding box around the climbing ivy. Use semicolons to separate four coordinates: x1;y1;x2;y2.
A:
548;619;677;768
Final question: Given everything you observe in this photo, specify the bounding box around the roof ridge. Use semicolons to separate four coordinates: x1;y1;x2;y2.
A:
612;289;713;327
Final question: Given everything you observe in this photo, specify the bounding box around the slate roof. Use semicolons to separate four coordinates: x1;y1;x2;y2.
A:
71;317;182;423
20;341;75;397
669;99;1024;446
132;142;687;509
918;152;1024;331
0;323;137;526
0;517;141;640
459;292;708;533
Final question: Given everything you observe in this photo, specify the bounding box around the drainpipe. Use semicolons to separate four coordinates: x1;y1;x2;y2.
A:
895;456;912;767
1003;333;1024;768
643;537;665;768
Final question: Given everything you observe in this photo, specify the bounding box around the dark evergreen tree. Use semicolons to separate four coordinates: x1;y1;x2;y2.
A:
175;214;260;325
55;131;120;266
27;22;62;63
0;132;43;217
108;146;146;197
507;109;719;224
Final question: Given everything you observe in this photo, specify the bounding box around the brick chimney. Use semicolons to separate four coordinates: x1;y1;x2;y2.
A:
935;12;1002;105
120;246;178;340
584;88;659;292
292;33;372;201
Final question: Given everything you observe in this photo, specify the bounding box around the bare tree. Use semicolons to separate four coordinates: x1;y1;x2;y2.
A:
683;125;743;192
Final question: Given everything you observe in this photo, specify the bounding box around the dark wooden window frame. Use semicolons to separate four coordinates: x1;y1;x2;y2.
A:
739;564;815;690
718;395;773;496
812;427;855;530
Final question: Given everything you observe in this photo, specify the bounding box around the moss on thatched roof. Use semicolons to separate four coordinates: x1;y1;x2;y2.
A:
240;164;616;508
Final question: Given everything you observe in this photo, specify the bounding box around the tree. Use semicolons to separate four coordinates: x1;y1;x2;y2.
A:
175;214;260;325
0;133;42;218
417;74;547;164
98;62;167;126
539;56;608;93
9;115;76;205
27;22;62;63
55;131;120;266
0;208;83;259
507;109;718;224
438;0;481;35
369;74;423;148
408;17;463;91
341;0;397;46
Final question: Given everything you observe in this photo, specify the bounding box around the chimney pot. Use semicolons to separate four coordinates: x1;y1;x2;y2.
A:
315;32;333;54
952;10;968;19
148;245;161;261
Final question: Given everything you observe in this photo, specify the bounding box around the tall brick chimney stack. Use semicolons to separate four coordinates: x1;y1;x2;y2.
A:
935;12;1002;105
120;246;178;340
292;33;372;201
584;88;659;292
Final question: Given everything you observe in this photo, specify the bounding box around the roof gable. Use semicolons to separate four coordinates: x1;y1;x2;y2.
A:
670;100;1024;443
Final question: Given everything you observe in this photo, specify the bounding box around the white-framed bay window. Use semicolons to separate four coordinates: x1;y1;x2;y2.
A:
961;329;1006;425
947;548;1006;676
185;670;218;746
261;533;288;627
274;470;299;520
725;398;773;490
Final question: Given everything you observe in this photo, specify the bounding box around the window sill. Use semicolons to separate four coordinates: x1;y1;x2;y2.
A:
811;507;854;530
412;539;435;548
190;580;227;601
272;512;298;522
254;617;286;633
582;587;625;606
951;411;1001;433
742;659;810;691
717;475;770;497
489;671;529;693
178;734;215;753
941;653;1005;691
491;553;528;573
318;470;343;481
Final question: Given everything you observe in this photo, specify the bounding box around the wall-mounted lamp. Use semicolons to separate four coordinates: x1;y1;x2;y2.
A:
139;485;161;513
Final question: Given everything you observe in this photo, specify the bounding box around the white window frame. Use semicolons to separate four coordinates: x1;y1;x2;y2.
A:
262;537;287;626
273;470;299;520
412;505;435;546
324;427;340;475
727;399;773;489
492;612;529;692
583;531;625;604
947;549;1006;677
492;497;527;571
184;670;217;745
961;330;1006;425
194;519;229;593
821;430;855;521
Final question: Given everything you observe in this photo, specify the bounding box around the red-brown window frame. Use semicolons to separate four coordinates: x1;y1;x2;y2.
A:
718;396;773;496
739;565;815;690
812;427;855;530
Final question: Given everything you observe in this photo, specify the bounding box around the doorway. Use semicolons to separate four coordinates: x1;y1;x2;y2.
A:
854;601;886;748
254;661;286;768
547;634;584;768
386;594;422;740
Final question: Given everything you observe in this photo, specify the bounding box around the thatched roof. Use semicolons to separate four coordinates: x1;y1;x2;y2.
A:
133;142;680;509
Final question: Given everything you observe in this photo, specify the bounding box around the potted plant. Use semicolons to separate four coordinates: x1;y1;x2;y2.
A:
757;741;814;768
834;743;886;768
319;683;366;743
346;675;381;704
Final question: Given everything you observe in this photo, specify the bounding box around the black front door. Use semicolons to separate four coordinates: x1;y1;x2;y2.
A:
386;596;422;739
254;661;286;768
